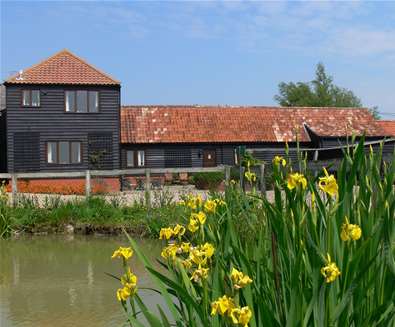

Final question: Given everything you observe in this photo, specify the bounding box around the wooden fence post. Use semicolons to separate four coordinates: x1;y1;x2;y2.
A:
145;168;151;210
313;150;319;177
85;170;91;198
259;163;266;198
225;166;230;186
240;166;245;192
11;173;18;207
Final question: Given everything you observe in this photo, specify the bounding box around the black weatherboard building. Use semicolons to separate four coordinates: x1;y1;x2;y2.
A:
1;50;120;173
0;50;393;174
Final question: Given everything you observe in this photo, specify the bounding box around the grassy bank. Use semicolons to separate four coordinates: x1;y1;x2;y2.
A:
0;195;188;238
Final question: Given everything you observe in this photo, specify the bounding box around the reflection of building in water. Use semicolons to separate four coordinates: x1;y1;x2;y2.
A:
87;260;94;287
68;286;77;306
13;257;20;286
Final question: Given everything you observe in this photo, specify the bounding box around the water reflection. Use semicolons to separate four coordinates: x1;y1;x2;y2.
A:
0;235;162;327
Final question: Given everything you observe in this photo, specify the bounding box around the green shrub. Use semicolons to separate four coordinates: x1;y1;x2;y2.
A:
191;172;224;190
230;166;241;181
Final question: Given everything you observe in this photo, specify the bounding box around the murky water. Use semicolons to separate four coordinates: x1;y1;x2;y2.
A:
0;235;162;327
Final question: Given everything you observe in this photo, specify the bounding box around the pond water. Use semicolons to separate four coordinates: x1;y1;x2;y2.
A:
0;235;163;327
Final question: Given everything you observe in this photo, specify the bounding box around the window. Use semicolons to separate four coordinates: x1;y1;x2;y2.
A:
126;150;145;167
127;150;134;167
65;91;99;113
71;142;81;163
47;142;57;164
47;141;82;164
234;148;239;165
59;142;69;164
76;91;88;113
65;91;75;112
137;150;145;167
22;90;40;107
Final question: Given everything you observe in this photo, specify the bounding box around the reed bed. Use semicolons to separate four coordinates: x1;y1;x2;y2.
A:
112;140;394;326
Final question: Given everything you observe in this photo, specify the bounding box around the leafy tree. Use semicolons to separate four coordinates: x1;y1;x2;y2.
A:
274;63;380;118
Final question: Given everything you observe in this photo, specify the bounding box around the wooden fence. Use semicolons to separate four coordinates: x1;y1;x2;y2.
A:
0;165;270;207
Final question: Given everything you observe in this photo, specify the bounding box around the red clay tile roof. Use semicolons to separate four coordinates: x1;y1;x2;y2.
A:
121;106;384;144
5;49;119;85
378;120;395;136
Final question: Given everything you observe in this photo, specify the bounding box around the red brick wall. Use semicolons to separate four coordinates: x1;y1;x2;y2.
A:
6;177;120;195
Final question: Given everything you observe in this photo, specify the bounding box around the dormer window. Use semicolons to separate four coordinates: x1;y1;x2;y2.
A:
65;90;99;113
22;90;40;107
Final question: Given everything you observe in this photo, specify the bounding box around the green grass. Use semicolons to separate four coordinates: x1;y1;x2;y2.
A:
0;195;187;238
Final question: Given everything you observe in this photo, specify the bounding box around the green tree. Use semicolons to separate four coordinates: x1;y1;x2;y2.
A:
274;63;380;118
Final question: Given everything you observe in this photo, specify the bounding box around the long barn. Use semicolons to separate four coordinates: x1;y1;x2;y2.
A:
119;105;393;169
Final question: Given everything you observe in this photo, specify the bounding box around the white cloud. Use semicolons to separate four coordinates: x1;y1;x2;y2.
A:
50;1;395;60
327;27;395;57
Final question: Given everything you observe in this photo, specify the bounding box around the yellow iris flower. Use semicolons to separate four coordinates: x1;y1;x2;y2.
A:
229;306;253;327
189;243;215;266
116;267;138;301
180;242;191;253
204;199;217;213
116;286;131;301
173;224;186;237
230;268;253;289
185;194;203;210
287;172;307;190
191;211;207;225
211;295;235;316
340;217;362;241
181;258;193;269
273;155;286;167
159;227;174;240
244;171;257;183
190;267;209;283
160;243;178;260
214;198;226;206
321;253;341;283
111;247;133;260
318;168;338;197
187;217;199;233
120;267;138;287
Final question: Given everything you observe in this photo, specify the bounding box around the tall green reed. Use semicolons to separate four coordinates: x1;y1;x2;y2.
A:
114;140;394;326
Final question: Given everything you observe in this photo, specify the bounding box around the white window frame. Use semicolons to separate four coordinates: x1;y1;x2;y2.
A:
65;90;99;113
46;141;82;164
126;150;145;167
22;90;40;107
137;150;145;167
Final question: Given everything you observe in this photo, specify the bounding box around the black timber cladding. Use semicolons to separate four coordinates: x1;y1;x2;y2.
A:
88;132;114;169
5;84;120;172
13;132;40;172
120;138;394;170
120;143;311;169
0;110;7;172
121;144;223;169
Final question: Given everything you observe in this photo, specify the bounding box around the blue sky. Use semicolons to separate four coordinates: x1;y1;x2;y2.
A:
1;1;394;118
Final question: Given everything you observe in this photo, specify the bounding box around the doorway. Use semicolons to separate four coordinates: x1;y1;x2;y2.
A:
202;149;216;167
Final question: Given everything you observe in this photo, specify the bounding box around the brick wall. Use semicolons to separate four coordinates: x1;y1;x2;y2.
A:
6;177;120;195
